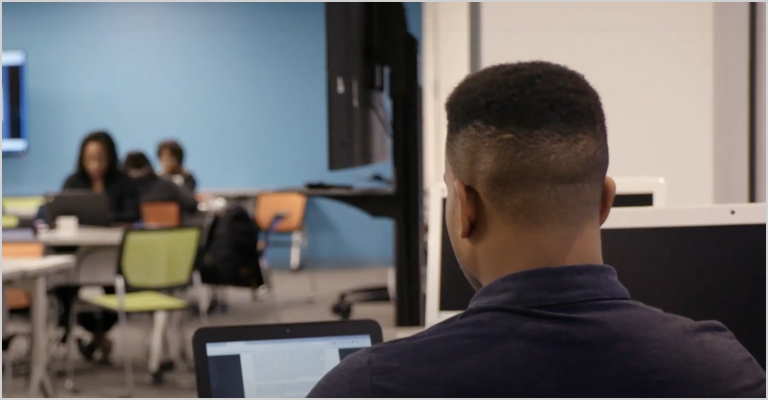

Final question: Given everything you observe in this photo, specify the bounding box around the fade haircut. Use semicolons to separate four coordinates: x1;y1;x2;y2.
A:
445;61;609;226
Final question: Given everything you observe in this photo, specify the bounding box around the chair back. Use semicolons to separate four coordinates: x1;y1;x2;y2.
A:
2;242;44;258
2;196;45;215
141;202;181;228
2;215;19;229
119;228;200;290
254;192;307;233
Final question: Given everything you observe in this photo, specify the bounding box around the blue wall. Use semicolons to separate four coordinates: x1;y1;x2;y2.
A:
2;2;422;268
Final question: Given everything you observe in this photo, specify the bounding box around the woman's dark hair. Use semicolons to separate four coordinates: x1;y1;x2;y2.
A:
123;151;154;173
157;140;185;166
76;130;120;180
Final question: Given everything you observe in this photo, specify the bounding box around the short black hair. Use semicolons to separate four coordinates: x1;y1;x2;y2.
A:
157;140;185;165
445;61;609;225
76;130;120;180
123;151;153;172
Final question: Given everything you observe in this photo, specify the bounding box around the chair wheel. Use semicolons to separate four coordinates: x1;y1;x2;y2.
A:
149;372;164;385
159;360;175;373
331;301;352;320
64;379;79;393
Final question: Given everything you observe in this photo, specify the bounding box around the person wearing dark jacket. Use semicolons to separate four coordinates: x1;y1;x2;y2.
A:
62;133;141;223
308;62;766;398
123;151;198;215
55;130;141;363
157;139;197;193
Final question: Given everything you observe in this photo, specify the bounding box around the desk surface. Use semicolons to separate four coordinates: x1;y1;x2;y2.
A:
203;186;394;199
2;255;76;281
36;227;124;247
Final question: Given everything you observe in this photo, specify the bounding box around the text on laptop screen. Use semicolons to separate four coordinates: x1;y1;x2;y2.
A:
205;335;372;398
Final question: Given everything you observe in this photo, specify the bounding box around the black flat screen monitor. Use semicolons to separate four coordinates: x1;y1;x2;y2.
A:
325;3;393;170
435;202;766;368
602;223;766;368
2;51;28;156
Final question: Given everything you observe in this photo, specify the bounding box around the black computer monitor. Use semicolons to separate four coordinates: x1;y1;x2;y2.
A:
427;195;765;367
44;191;112;228
325;3;398;170
2;51;28;156
601;205;766;368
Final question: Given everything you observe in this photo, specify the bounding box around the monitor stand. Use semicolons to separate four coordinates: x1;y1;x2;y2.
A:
317;32;423;327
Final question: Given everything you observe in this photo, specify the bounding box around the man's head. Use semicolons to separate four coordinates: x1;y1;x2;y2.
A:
157;140;185;175
124;151;155;179
444;61;616;288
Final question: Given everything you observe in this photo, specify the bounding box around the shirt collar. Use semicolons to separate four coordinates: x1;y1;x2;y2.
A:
467;264;630;309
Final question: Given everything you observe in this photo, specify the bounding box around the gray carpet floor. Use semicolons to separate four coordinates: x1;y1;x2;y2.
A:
3;267;406;398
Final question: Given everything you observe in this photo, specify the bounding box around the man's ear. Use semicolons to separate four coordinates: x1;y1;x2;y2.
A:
599;176;617;226
453;180;477;238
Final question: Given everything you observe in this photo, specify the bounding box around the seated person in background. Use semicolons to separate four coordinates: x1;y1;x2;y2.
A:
123;151;198;215
56;130;141;362
62;131;141;223
308;62;766;397
157;139;197;193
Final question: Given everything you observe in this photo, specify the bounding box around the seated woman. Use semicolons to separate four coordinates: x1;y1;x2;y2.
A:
123;151;198;215
55;131;141;363
156;140;197;193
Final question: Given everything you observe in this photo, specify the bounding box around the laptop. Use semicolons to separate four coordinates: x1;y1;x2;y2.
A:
193;320;383;398
44;190;112;227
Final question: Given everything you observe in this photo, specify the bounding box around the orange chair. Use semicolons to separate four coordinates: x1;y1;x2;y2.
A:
141;202;181;228
2;243;43;311
254;192;308;271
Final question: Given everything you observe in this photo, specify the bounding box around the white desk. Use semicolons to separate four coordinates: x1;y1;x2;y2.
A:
36;227;124;247
3;255;76;397
36;228;124;285
202;188;262;199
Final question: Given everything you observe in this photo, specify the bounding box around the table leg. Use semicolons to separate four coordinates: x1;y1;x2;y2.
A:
2;286;8;338
29;275;54;397
2;286;10;393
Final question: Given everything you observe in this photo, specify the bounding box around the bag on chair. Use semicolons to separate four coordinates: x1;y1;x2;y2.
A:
199;204;264;289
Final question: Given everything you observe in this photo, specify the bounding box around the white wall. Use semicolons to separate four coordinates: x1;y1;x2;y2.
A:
422;3;471;191
423;3;754;206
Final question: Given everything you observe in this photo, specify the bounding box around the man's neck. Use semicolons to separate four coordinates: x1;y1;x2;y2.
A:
476;226;604;286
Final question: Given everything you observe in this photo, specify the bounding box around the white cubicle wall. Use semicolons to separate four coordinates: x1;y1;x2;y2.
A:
422;3;756;206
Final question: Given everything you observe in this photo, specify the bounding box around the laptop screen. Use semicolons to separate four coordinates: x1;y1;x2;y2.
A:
204;334;373;398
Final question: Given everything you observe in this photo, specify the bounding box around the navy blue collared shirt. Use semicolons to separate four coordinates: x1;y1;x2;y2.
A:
308;265;765;397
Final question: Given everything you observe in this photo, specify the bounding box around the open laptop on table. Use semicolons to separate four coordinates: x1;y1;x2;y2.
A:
193;320;383;398
44;190;112;228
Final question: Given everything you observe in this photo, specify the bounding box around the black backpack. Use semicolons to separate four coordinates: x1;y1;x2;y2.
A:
199;204;264;289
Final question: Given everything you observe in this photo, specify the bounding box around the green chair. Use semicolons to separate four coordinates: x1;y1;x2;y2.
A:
2;215;20;229
64;227;207;396
2;196;45;216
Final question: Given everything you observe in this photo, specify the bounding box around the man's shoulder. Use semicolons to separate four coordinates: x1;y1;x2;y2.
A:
308;321;466;398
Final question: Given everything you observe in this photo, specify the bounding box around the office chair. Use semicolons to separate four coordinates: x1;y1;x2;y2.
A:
65;228;207;396
140;202;181;228
254;192;308;271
